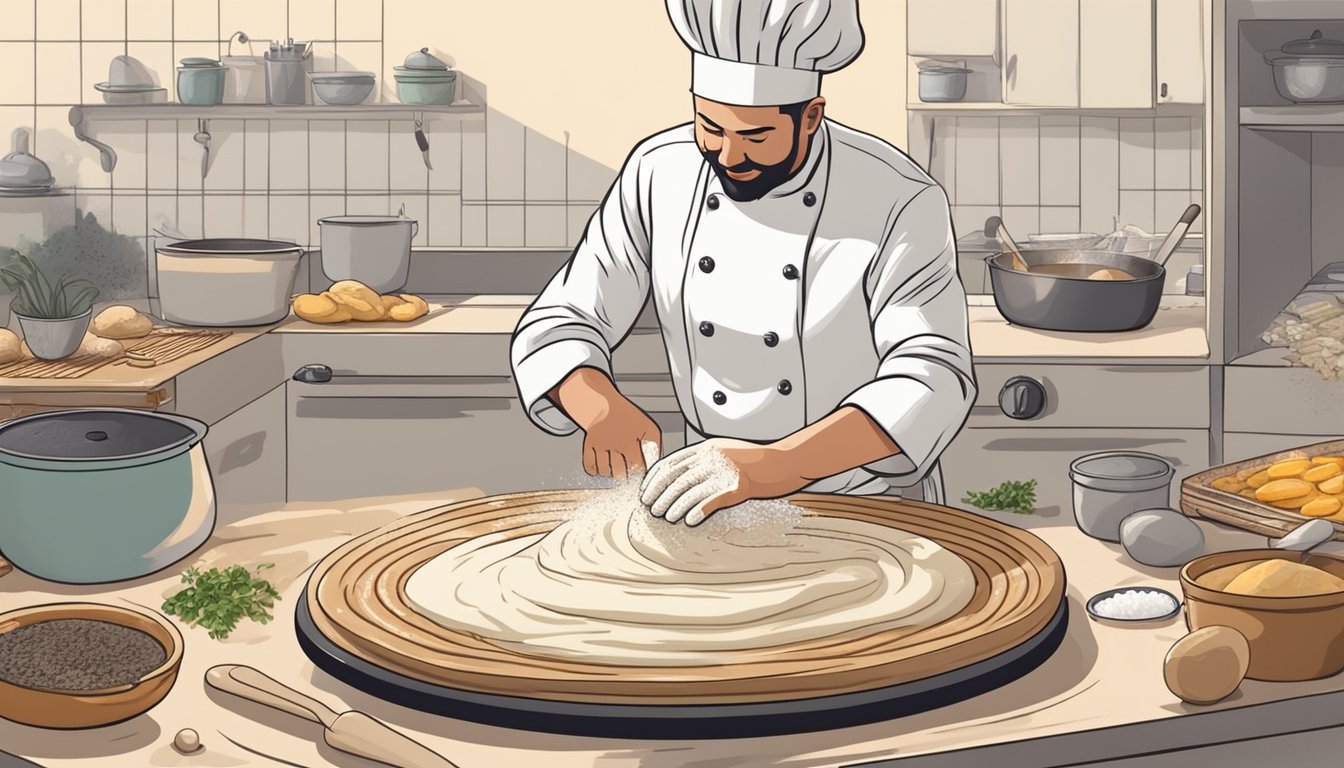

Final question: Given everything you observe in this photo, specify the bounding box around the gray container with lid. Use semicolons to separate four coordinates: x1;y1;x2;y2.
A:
1069;451;1175;542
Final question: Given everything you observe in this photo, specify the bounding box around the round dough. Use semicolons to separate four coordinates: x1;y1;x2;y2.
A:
91;305;153;339
406;485;976;666
0;328;20;363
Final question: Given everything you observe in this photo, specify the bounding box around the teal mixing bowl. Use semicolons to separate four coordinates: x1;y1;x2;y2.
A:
0;409;216;584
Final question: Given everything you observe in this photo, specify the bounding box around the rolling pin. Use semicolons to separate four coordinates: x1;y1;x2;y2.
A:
205;664;459;768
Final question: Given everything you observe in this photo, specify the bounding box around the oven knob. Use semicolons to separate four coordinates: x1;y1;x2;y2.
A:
293;364;333;384
999;376;1046;420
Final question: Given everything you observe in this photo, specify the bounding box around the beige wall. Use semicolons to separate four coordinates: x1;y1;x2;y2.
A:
386;0;908;171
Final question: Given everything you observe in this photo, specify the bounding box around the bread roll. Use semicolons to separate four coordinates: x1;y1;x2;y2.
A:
77;333;124;359
325;290;385;321
0;328;19;364
92;305;153;339
388;293;429;322
327;280;382;309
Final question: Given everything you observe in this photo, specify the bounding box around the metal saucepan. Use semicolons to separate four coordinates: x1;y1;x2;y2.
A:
985;205;1200;333
986;247;1166;332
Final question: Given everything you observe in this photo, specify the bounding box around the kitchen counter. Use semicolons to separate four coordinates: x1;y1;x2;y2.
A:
3;492;1343;768
0;294;1209;409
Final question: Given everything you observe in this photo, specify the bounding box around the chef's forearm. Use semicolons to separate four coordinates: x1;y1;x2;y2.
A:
547;366;624;431
769;406;901;483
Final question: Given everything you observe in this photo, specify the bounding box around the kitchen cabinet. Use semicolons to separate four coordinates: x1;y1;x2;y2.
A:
1157;0;1205;105
1002;0;1079;107
912;0;1205;108
198;384;287;521
285;375;686;502
908;0;998;56
1080;0;1154;108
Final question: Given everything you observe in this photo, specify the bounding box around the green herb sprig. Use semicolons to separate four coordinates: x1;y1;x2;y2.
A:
162;563;281;640
963;480;1038;515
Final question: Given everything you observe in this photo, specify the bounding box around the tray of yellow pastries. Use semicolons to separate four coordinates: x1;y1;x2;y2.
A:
1182;440;1344;540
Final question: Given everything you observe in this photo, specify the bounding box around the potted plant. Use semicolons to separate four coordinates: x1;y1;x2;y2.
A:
0;251;99;360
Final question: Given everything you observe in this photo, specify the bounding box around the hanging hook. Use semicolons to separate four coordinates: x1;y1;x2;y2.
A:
413;113;432;171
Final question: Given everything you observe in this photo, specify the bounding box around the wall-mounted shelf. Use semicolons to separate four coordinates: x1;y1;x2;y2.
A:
1241;105;1344;130
69;102;483;122
67;102;483;173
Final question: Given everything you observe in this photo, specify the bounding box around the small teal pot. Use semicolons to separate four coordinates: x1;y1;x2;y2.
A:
0;409;216;584
177;59;227;105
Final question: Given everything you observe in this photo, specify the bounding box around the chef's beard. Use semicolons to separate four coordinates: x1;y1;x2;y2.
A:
702;120;807;203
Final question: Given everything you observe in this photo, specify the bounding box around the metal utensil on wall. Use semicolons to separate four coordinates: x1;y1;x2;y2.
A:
194;119;212;179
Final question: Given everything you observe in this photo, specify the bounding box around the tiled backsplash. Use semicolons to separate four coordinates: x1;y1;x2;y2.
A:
923;114;1205;240
0;0;615;301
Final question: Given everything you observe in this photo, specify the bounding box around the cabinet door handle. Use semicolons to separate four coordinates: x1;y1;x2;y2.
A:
293;364;333;384
1160;82;1169;100
1006;53;1018;91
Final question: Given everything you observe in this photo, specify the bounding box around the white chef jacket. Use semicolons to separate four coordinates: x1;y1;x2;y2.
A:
511;119;976;495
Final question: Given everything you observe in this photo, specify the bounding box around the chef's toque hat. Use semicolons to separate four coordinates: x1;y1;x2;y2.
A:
666;0;864;107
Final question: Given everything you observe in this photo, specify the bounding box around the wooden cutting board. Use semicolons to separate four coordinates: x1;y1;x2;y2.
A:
303;491;1065;707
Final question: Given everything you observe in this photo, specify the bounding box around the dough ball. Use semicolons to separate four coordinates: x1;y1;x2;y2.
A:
292;293;341;322
324;289;384;321
0;328;20;363
173;728;201;753
388;293;429;322
379;294;405;313
1088;268;1132;281
91;305;153;339
1120;508;1204;567
387;291;427;321
1164;626;1249;705
78;333;124;359
327;280;382;309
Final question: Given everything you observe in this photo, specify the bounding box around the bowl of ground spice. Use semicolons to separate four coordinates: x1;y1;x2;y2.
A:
0;602;183;729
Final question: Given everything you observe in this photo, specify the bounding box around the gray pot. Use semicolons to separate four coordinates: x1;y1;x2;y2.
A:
918;66;969;102
1070;452;1175;542
16;308;92;360
318;215;418;293
0;409;215;584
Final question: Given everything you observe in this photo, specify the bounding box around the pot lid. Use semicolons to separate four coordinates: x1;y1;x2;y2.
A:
158;237;302;255
1281;30;1344;56
1070;451;1173;482
402;47;449;70
0;410;202;461
318;215;416;225
179;56;223;68
0;127;55;187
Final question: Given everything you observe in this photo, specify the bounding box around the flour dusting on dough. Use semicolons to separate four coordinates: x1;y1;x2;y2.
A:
405;480;975;666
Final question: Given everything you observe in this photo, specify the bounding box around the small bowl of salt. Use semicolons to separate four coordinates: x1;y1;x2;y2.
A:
1086;586;1182;626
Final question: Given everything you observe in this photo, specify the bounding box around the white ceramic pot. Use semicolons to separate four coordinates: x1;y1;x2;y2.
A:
16;309;92;360
318;215;418;293
156;238;303;326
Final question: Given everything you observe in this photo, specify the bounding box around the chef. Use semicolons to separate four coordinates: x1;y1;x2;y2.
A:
511;0;975;526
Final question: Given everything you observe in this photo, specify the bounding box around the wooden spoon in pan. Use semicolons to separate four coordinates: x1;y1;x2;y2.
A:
986;216;1030;272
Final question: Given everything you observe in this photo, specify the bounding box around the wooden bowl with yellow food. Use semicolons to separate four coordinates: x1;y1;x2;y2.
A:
1182;441;1344;540
1180;549;1344;682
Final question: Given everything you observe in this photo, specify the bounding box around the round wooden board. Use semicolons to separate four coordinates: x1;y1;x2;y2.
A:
301;491;1065;710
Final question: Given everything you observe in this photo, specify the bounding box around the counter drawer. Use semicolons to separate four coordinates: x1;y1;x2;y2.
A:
1224;365;1344;435
941;427;1211;516
970;364;1209;429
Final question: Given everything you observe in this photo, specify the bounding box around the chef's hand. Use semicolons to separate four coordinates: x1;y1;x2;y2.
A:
639;439;808;526
548;367;662;479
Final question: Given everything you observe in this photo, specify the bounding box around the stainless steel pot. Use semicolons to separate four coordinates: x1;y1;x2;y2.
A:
156;238;303;326
318;213;418;293
0;409;215;584
986;248;1166;332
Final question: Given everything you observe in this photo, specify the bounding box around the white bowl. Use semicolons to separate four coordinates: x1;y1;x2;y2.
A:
310;72;376;105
